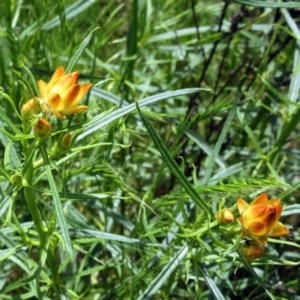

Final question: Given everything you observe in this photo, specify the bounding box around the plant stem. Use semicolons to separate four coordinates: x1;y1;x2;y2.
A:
22;120;46;247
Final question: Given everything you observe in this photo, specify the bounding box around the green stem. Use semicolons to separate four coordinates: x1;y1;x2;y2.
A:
47;236;60;286
22;120;46;247
23;167;47;247
21;119;60;296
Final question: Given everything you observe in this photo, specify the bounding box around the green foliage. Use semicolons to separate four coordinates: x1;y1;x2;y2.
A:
0;0;300;299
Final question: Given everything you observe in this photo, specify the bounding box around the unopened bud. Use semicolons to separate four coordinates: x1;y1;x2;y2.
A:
60;133;72;149
241;242;264;262
34;118;51;137
217;208;234;224
21;98;39;120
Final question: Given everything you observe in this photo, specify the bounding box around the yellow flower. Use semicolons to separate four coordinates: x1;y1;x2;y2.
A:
38;66;92;120
237;193;290;245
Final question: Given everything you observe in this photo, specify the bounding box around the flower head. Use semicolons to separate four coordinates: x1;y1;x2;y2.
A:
237;193;290;245
38;66;92;120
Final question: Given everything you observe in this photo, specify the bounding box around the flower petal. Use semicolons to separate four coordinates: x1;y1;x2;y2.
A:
237;198;249;214
62;105;88;115
61;85;80;108
267;198;280;206
244;203;267;220
38;80;48;98
250;234;268;246
47;93;63;110
47;66;65;91
261;207;277;232
247;220;267;236
251;193;268;206
76;83;92;102
270;222;290;237
50;108;65;120
236;216;243;225
51;73;79;95
274;203;283;222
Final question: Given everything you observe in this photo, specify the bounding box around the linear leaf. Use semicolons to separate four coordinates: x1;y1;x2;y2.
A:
39;145;73;258
136;100;213;217
77;88;208;141
137;244;189;300
42;0;97;30
202;82;241;184
66;27;99;73
233;0;300;8
198;263;226;300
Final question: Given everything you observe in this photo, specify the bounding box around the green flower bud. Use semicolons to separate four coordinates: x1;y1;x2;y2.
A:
34;118;51;137
60;133;72;149
21;98;39;120
241;242;264;262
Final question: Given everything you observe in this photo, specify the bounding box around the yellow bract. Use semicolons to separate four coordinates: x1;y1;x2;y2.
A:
38;66;92;120
237;193;290;245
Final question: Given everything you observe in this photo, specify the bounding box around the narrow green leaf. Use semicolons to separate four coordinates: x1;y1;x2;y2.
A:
70;229;141;244
66;27;99;73
136;100;213;217
42;0;97;30
185;130;226;169
39;145;73;258
198;263;226;300
0;195;11;219
210;162;251;181
0;92;22;126
91;87;124;105
243;125;263;155
4;141;21;169
281;204;300;216
281;9;300;114
20;62;39;96
147;211;186;269
137;244;189;300
202;81;241;184
0;246;26;262
238;251;276;300
77;88;208;141
233;0;300;8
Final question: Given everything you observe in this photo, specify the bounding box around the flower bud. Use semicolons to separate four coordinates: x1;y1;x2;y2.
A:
21;98;39;120
217;208;234;224
34;118;51;137
60;133;72;149
241;242;264;262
